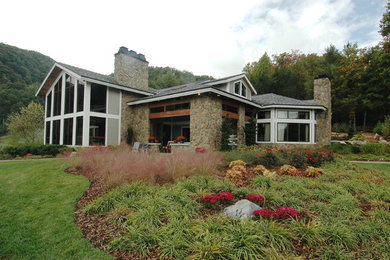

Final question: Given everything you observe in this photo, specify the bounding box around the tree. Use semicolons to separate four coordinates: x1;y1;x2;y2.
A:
6;102;44;144
220;114;233;151
244;114;257;146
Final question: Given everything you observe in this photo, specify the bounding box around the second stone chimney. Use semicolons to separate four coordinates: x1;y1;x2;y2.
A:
114;46;148;91
314;77;331;145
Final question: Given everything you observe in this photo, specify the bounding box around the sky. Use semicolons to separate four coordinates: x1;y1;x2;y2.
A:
0;0;387;78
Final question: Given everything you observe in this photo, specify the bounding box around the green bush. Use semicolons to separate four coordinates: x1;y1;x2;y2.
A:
351;145;361;154
254;151;280;167
373;122;384;135
382;115;390;140
360;143;390;155
1;144;66;157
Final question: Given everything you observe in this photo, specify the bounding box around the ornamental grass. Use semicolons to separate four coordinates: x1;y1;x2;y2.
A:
69;145;223;187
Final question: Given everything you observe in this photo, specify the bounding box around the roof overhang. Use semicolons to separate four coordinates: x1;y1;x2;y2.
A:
261;104;326;111
127;87;263;108
35;62;153;97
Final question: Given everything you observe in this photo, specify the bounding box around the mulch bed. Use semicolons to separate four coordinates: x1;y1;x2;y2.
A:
67;167;159;260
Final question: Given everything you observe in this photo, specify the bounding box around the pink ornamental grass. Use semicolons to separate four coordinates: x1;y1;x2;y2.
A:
69;145;223;187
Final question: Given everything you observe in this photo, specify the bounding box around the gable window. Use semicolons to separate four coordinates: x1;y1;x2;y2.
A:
233;80;248;97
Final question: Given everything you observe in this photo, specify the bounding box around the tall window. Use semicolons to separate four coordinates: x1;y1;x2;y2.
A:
53;77;62;116
46;92;52;118
89;117;105;145
64;75;74;114
45;121;50;144
52;120;61;144
257;123;270;141
90;83;107;113
77;81;84;112
76;116;83;145
63;118;73;145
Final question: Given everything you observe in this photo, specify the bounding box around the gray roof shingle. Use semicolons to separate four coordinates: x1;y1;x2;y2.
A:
251;93;317;106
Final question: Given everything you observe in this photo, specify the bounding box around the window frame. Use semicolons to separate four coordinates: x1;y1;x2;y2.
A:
232;80;248;98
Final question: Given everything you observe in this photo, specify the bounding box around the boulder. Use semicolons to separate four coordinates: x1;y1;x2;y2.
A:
222;199;261;220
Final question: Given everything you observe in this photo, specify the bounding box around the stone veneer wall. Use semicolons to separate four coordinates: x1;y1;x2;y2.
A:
314;78;332;146
190;95;222;151
237;105;245;145
120;91;150;144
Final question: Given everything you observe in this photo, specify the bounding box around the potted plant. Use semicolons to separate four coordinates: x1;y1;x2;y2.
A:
176;136;187;143
148;136;156;143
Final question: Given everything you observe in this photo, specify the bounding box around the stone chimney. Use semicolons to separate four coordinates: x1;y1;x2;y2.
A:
114;46;148;91
314;77;331;145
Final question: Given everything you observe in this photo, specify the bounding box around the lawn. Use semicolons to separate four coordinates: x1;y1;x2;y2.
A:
356;162;390;175
0;159;111;260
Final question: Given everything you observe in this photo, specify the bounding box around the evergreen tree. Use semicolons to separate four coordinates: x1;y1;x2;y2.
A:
244;114;257;146
220;114;233;151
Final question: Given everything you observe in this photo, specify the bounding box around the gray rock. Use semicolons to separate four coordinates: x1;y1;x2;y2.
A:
222;199;261;220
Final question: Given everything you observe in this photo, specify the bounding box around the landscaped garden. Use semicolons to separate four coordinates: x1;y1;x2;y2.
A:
65;145;390;259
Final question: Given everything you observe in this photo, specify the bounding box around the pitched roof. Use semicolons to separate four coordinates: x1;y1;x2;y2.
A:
251;93;317;106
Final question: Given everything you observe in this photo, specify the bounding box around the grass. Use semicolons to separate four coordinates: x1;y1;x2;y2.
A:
355;162;390;176
85;159;390;259
0;159;111;260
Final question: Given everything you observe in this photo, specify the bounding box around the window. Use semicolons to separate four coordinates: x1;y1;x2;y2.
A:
222;104;238;113
234;82;240;94
64;74;74;114
277;123;309;142
52;120;60;144
257;123;270;141
45;121;50;144
63;118;73;145
150;106;164;113
76;116;83;145
233;81;248;97
53;77;62;116
89;117;105;146
277;110;309;119
258;111;271;119
166;103;190;111
46;92;52;118
77;81;84;112
90;83;107;113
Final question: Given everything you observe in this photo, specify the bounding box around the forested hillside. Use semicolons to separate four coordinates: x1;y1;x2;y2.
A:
244;3;390;128
0;43;54;134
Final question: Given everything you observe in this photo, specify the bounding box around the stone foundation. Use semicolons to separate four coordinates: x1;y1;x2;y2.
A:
170;143;192;153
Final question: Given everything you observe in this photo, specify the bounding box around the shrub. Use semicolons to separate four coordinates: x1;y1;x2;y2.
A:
228;160;246;168
382;115;390;140
304;166;323;177
349;134;365;141
220;115;233;151
351;145;361;154
360;143;390;155
373;122;384;135
289;151;306;168
244;115;257;146
225;166;246;187
263;170;277;179
1;144;65;157
253;165;267;175
280;165;299;176
254;151;280;167
200;195;221;209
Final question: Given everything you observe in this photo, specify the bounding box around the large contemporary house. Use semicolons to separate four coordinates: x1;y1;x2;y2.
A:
36;47;331;151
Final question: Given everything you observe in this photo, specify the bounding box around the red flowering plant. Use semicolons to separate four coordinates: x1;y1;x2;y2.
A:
176;136;187;143
148;136;156;143
217;192;235;204
253;209;276;219
275;207;299;219
253;207;299;220
245;194;264;205
200;194;221;209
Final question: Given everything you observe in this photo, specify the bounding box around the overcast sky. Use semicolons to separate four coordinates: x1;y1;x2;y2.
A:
1;0;387;78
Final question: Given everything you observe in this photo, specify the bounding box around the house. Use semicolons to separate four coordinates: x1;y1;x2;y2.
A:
36;47;331;151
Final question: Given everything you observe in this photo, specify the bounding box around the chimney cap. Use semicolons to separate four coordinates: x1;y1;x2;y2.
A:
115;46;147;62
